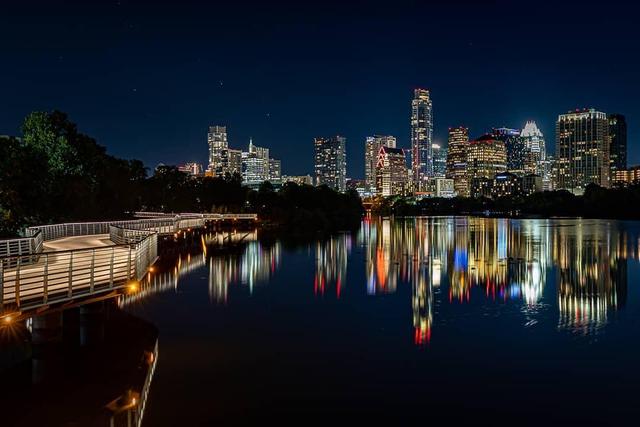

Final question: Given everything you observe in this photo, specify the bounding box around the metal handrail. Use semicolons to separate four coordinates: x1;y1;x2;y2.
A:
0;231;158;312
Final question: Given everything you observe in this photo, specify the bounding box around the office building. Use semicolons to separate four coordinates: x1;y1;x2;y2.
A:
242;140;270;185
446;126;470;197
365;135;396;192
609;114;627;174
556;108;610;191
492;128;525;174
376;146;408;197
411;88;434;191
314;136;347;192
466;134;507;181
207;125;228;176
521;121;546;176
432;143;447;178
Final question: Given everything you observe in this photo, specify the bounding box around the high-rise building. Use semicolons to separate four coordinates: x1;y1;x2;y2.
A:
411;89;434;191
556;108;610;191
207;125;228;176
225;148;243;176
376;146;408;197
432;143;447;178
520;121;546;186
492;128;525;174
609;114;627;174
446;126;470;197
365;135;396;192
466;134;507;181
314;136;347;192
242;140;270;184
268;158;281;181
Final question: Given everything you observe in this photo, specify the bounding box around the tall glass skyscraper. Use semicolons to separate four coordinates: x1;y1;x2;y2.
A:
492;128;525;173
520;121;546;175
556;108;610;191
432;143;447;178
314;136;347;192
411;89;433;191
608;114;627;174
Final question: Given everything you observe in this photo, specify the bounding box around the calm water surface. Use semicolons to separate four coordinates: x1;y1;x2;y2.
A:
116;216;640;425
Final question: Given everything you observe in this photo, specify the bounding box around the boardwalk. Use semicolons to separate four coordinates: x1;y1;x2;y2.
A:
0;213;257;315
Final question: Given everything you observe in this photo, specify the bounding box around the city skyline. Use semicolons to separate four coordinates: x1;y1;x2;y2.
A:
1;1;639;179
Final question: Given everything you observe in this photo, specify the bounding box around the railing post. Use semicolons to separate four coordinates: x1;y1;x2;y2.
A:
15;257;21;308
68;252;73;298
43;254;49;304
127;248;132;279
0;260;4;311
90;248;95;293
109;248;114;288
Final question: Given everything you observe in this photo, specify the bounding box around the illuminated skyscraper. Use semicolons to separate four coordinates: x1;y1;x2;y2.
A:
520;120;546;177
314;136;347;192
411;88;434;191
467;134;507;181
556;108;610;191
365;135;396;192
242;139;270;184
207;125;228;176
375;146;408;196
608;114;627;175
446;126;470;197
492;128;525;174
432;143;447;177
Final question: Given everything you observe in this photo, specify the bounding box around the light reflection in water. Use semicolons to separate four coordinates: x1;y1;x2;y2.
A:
122;218;633;340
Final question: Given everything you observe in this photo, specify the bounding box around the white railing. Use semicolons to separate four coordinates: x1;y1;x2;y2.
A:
0;232;157;312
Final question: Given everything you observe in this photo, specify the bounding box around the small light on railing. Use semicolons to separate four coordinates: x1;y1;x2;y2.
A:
127;281;139;293
148;266;155;273
3;315;13;324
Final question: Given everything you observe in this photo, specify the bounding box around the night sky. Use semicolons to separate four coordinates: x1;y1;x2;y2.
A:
2;0;639;178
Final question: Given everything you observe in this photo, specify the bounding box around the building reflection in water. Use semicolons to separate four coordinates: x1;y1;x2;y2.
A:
358;217;631;340
120;230;281;307
314;234;351;298
123;219;631;341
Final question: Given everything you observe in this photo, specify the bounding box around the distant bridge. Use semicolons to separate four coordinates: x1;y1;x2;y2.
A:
0;212;257;317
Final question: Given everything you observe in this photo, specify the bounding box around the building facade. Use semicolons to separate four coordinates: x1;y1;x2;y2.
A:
282;175;314;186
242;140;270;185
609;114;627;175
432;143;447;178
411;88;434;191
466;135;507;182
376;146;408;197
446;126;470;197
556;109;610;191
207;125;228;176
314;136;347;192
492;128;525;174
520;121;546;176
365;135;396;192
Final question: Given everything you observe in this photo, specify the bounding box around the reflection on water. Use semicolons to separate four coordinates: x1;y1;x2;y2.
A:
359;217;631;338
121;218;634;340
120;217;635;342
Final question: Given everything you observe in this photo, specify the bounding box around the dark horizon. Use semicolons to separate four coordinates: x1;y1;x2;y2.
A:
2;0;639;178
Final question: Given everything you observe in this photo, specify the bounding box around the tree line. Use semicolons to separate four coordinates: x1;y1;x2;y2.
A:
0;111;363;237
373;184;640;219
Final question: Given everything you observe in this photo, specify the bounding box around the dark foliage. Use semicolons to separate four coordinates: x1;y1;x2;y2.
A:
1;111;363;237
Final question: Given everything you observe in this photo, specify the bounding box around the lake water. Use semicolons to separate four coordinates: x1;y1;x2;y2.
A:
3;216;640;425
